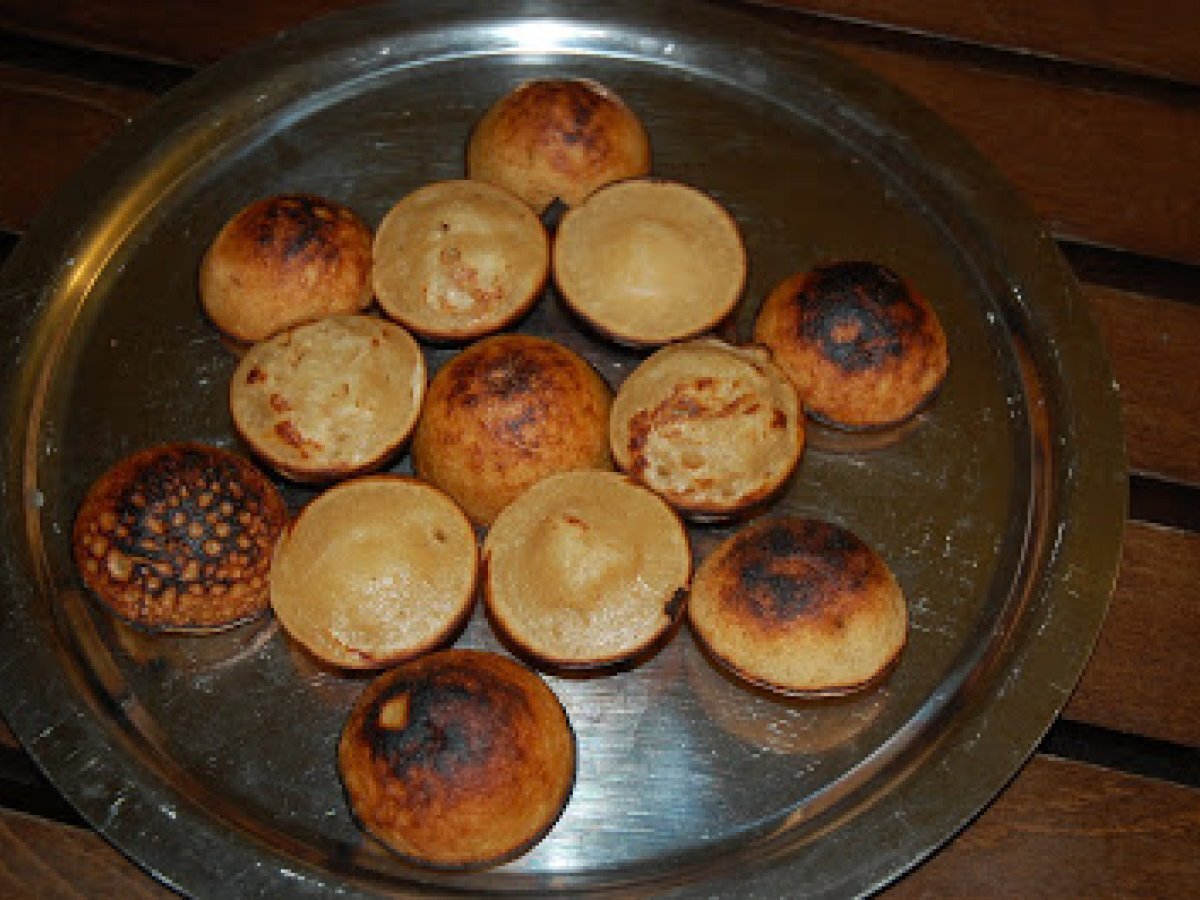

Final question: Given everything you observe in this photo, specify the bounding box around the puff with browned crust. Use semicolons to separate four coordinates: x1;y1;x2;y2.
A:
412;334;612;525
338;649;575;868
552;179;746;346
484;470;691;670
270;476;477;670
467;78;650;213
609;337;803;518
373;180;549;342
200;194;373;344
229;315;425;483
72;442;288;632
753;261;949;430
688;516;907;696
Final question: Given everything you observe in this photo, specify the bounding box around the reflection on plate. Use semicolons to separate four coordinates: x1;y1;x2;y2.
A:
685;639;886;757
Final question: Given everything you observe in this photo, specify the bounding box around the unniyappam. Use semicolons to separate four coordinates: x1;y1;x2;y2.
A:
688;516;907;696
753;261;949;430
72;442;288;632
609;337;803;518
338;648;575;868
484;470;691;669
467;77;651;213
270;477;477;669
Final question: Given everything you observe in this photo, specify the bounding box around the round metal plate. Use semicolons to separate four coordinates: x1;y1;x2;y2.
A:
0;1;1126;896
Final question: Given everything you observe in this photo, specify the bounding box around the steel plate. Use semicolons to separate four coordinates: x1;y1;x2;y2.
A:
0;1;1126;896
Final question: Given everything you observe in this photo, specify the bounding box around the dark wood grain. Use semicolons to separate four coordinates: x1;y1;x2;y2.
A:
764;0;1200;86
1065;523;1200;749
1090;287;1200;487
817;39;1200;265
0;0;366;67
891;756;1200;898
0;64;151;232
0;810;173;899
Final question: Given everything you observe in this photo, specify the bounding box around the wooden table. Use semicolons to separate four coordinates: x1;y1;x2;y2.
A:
1;1;1197;896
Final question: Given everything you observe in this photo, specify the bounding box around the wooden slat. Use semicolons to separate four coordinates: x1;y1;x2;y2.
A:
1;757;1196;897
1065;523;1200;749
0;810;172;899
1089;287;1200;487
816;38;1200;266
0;64;151;233
891;755;1200;898
767;1;1200;86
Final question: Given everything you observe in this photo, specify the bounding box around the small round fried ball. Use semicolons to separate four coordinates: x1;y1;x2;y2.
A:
552;179;746;346
412;334;613;526
372;180;549;341
338;649;575;868
689;516;908;697
484;470;691;670
72;442;288;632
467;77;651;213
754;261;949;430
609;337;803;519
269;476;478;670
200;194;373;343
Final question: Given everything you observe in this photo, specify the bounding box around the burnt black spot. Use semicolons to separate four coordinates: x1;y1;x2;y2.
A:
105;447;275;597
361;664;528;785
449;346;551;407
571;91;599;127
725;519;870;624
524;81;608;156
797;262;926;374
447;344;585;437
251;195;341;261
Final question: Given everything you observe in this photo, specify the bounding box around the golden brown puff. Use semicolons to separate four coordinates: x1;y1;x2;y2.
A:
467;77;651;213
229;315;426;483
72;442;288;632
269;476;478;670
338;649;576;869
753;261;949;430
609;337;803;519
552;179;747;347
688;516;907;697
411;334;613;526
200;194;373;344
483;470;691;670
372;180;550;342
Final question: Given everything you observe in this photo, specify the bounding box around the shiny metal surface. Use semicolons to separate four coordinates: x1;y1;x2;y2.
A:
0;1;1126;897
